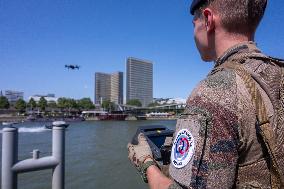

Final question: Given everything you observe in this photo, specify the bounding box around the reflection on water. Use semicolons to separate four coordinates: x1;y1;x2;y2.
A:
0;120;176;189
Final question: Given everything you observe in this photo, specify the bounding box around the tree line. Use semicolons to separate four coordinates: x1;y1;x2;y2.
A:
0;96;95;113
0;96;166;114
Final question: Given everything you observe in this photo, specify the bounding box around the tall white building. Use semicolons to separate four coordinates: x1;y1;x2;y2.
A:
126;57;153;107
110;72;123;104
95;72;123;105
95;72;111;104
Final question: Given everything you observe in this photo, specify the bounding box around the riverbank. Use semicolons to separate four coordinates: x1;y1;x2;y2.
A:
0;114;178;123
0;114;26;122
85;115;178;121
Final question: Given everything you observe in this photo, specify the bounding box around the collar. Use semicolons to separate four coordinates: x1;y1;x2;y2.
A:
214;41;261;67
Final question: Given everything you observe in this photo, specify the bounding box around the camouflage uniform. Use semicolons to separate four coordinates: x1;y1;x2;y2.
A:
169;41;281;188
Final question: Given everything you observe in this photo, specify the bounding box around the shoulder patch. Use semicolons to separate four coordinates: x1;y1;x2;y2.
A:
171;129;195;168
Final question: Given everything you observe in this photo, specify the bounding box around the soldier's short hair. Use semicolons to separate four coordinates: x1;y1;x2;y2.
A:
194;0;267;34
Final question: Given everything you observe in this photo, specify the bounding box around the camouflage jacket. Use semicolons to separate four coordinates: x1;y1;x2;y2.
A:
169;42;279;189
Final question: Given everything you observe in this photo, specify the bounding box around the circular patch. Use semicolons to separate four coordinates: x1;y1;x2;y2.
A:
171;129;195;168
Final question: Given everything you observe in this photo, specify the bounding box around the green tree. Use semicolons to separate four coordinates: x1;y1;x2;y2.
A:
38;97;47;111
57;97;68;109
15;99;26;113
48;100;57;109
78;98;95;110
102;100;115;112
127;99;142;107
67;99;78;109
57;97;78;114
27;98;37;110
0;96;10;109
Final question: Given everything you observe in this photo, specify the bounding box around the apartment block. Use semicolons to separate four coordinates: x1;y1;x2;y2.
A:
126;57;153;107
95;72;123;105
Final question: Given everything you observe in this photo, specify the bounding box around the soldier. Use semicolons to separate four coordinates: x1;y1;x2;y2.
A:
128;0;284;188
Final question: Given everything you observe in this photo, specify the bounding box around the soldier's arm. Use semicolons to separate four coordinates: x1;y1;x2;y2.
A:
168;69;239;188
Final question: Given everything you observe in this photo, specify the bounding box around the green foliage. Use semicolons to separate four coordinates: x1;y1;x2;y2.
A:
57;97;78;110
48;100;57;109
27;98;37;110
147;102;160;107
15;99;26;113
127;99;142;107
0;96;10;109
101;100;115;112
57;97;68;109
67;99;78;109
78;98;95;110
38;97;47;111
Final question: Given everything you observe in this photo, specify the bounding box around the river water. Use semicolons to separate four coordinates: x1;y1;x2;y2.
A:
0;120;176;189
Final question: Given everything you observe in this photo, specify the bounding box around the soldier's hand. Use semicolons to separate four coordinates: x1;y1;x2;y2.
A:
127;133;153;170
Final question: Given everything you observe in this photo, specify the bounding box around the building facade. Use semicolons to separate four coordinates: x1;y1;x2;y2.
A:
95;73;111;104
28;94;58;103
95;72;123;105
110;72;123;104
4;90;24;104
126;57;153;107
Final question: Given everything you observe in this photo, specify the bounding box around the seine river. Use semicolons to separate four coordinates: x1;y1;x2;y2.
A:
0;120;176;189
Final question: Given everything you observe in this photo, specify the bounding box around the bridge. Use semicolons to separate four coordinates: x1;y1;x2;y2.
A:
114;103;186;115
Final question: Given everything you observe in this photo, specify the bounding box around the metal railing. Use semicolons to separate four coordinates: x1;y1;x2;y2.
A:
1;125;65;189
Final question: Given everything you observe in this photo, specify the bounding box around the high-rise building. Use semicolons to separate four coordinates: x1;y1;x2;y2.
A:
110;72;123;104
126;57;153;107
95;72;123;105
5;90;24;104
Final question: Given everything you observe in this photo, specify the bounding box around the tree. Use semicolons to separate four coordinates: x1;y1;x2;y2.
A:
27;98;37;110
57;97;79;115
38;97;47;111
78;98;95;110
15;99;26;113
127;99;142;107
0;96;9;109
102;100;115;112
67;99;78;109
57;97;68;110
48;100;57;109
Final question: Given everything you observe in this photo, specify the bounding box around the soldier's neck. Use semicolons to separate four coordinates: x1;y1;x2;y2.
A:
214;31;254;61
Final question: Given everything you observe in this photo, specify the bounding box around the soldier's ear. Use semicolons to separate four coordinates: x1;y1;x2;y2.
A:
203;8;215;32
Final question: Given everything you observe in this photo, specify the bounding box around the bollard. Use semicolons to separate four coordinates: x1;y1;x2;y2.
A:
52;125;65;189
1;124;66;189
1;127;18;189
32;149;40;159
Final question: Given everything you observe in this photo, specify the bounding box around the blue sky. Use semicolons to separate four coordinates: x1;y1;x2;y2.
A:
0;0;283;101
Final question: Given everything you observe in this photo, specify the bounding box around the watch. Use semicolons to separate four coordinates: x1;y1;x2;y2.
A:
140;160;156;183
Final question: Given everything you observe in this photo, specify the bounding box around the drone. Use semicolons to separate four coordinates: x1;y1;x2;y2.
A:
65;64;80;70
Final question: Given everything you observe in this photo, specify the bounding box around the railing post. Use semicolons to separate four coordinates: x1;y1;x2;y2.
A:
1;123;66;189
52;125;65;189
2;127;18;189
